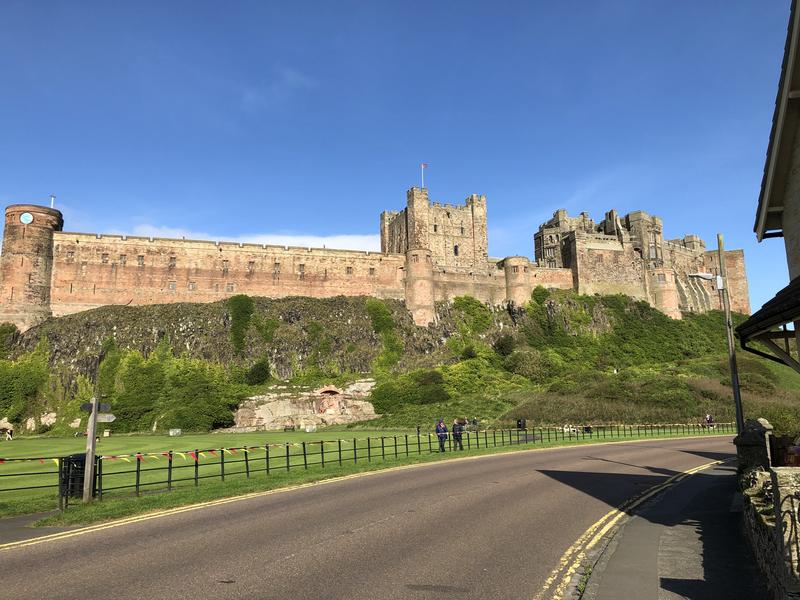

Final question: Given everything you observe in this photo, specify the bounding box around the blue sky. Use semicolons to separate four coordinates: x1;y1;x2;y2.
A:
0;1;792;311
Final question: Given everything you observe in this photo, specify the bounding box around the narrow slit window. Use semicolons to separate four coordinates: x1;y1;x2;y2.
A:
454;245;459;256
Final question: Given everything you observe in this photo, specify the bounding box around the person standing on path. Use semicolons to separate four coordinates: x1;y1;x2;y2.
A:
452;419;464;451
435;419;448;452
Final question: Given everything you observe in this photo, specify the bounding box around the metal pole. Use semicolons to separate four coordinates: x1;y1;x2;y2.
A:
82;396;98;503
717;233;745;434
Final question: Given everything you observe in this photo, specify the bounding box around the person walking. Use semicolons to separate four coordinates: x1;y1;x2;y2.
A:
435;419;448;452
452;419;464;451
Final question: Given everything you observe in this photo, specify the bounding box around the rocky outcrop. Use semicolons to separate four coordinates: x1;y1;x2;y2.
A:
227;380;379;432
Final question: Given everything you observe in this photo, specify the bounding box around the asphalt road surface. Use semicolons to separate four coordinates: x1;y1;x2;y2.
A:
1;436;736;600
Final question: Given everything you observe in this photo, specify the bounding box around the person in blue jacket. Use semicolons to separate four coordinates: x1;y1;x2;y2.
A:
435;419;449;452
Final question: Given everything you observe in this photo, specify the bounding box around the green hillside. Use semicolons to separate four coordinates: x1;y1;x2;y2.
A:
1;288;798;435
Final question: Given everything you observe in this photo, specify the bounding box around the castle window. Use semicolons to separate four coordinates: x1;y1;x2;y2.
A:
433;224;438;233
137;255;145;267
453;245;459;256
168;281;177;290
273;262;280;280
66;251;75;261
412;254;419;263
523;266;528;273
188;281;197;291
226;282;235;292
461;225;465;235
298;264;305;280
649;245;657;259
547;260;556;268
346;266;353;275
101;253;109;264
369;267;375;276
512;265;518;273
247;261;255;273
214;283;220;292
119;254;127;265
168;256;176;268
657;273;667;283
222;259;229;274
446;211;450;219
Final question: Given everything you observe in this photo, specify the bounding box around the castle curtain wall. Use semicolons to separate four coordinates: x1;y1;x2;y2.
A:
48;233;407;317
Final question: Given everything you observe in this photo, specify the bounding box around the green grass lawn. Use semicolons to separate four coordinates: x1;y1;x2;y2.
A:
0;423;735;524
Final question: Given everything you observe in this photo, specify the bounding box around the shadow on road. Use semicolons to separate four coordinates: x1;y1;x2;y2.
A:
537;462;769;598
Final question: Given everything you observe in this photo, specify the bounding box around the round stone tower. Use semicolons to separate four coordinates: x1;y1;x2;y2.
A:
0;204;64;331
404;247;435;326
503;256;530;306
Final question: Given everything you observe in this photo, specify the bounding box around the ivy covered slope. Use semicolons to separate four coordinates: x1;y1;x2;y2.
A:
1;288;799;435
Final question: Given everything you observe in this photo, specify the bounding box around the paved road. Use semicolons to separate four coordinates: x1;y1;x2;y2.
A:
1;437;736;600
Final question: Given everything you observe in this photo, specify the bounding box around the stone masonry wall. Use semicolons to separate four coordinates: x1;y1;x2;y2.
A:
49;232;407;317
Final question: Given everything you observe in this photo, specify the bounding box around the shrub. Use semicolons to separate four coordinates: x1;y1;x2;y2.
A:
365;299;395;334
452;296;492;333
245;359;271;385
369;368;450;412
461;344;478;360
493;334;516;357
531;286;549;304
253;316;280;342
228;294;255;354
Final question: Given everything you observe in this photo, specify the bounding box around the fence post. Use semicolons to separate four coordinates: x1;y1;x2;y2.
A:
58;457;64;512
244;448;250;478
394;436;398;459
381;437;386;460
367;438;372;463
194;449;199;486
338;439;342;466
353;438;358;464
493;429;497;447
320;441;325;468
428;433;432;453
285;443;290;472
168;451;173;490
417;432;422;454
302;442;308;470
405;434;409;456
484;430;488;448
476;430;480;449
266;444;271;475
97;456;103;500
135;454;142;496
220;448;225;482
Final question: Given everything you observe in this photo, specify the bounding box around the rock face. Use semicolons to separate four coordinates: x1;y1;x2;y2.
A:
229;380;378;432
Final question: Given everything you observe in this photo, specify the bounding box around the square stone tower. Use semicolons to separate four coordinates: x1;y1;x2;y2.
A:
380;187;489;272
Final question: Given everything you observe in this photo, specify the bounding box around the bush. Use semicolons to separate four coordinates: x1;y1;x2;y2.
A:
493;334;516;357
245;359;271;385
452;296;492;333
531;286;549;304
228;294;255;354
370;368;450;412
461;344;478;360
365;299;395;334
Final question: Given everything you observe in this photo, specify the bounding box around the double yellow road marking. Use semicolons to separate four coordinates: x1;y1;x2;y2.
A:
532;459;724;600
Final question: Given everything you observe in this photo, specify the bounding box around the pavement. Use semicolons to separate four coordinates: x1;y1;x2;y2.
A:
586;461;769;600
0;436;758;599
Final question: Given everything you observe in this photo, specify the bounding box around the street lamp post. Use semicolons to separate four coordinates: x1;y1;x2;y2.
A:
689;233;745;434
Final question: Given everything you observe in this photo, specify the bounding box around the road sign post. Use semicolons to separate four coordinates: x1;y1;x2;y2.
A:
82;396;98;503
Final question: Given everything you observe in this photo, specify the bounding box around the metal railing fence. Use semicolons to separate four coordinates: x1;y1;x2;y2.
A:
0;422;735;510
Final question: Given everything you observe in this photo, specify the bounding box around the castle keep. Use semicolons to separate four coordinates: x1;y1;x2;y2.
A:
0;188;749;331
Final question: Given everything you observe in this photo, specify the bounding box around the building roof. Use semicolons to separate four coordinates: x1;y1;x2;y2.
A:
755;0;800;241
736;276;800;342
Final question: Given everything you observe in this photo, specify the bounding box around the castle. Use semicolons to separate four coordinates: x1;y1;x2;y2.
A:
0;187;749;331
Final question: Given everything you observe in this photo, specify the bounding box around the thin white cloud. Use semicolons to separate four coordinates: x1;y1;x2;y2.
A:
121;224;380;252
241;66;316;111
